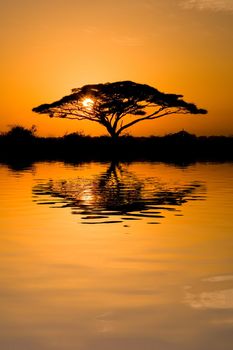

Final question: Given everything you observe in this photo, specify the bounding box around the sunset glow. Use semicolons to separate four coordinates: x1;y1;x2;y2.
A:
0;1;232;136
82;97;94;110
1;2;233;348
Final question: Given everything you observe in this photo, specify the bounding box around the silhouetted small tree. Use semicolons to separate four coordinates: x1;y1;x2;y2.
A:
33;81;207;139
6;125;37;139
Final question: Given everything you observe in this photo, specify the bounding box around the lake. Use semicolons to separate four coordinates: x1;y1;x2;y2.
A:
0;161;233;350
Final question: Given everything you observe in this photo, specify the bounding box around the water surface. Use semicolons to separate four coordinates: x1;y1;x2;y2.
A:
0;161;233;350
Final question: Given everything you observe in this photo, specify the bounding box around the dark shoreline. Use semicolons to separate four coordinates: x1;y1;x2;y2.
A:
1;130;233;170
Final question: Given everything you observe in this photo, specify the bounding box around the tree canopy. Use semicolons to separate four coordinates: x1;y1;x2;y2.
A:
33;81;207;138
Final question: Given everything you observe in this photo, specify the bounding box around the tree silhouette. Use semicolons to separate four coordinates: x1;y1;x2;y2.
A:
6;125;37;139
33;81;207;139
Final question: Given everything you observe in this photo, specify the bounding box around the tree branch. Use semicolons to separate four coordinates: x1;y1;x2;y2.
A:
116;108;182;135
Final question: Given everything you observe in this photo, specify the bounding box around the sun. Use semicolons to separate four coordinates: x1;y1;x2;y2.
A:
82;97;94;109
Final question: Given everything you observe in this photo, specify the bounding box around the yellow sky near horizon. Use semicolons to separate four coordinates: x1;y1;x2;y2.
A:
1;0;233;137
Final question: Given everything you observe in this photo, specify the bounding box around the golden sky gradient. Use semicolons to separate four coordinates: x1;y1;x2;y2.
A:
1;0;233;136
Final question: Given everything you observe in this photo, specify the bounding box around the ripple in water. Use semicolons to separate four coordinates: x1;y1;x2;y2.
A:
32;162;206;224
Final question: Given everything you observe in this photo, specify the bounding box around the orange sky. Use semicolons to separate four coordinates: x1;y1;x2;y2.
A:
1;0;233;136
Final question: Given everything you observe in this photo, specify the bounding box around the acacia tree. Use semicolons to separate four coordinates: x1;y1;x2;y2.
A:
32;81;207;138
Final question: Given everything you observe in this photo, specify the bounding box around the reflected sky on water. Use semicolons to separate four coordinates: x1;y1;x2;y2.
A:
0;161;233;350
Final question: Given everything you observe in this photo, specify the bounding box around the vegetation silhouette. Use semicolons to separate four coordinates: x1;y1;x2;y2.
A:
5;125;37;139
33;161;206;224
1;126;233;165
32;81;207;139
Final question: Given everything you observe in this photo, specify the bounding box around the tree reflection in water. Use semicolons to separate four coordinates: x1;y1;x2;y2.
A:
33;162;206;224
